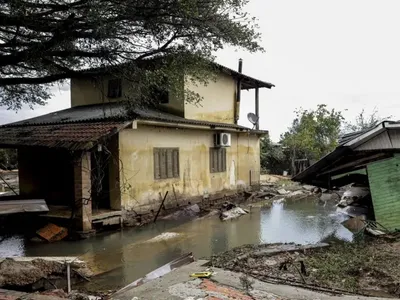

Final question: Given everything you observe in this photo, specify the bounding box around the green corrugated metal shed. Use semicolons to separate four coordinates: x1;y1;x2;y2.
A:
368;155;400;231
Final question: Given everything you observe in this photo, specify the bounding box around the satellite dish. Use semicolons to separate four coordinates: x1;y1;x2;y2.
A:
247;112;259;125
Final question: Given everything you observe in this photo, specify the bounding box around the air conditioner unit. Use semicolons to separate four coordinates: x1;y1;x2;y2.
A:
214;133;231;147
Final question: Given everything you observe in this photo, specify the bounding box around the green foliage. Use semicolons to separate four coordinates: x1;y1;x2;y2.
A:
0;0;263;109
0;149;17;170
260;136;288;174
280;105;343;173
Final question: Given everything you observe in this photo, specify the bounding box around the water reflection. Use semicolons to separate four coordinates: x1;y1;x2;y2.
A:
260;200;352;244
0;198;353;290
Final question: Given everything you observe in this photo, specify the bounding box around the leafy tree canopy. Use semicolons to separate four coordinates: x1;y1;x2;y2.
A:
0;0;263;109
279;104;343;174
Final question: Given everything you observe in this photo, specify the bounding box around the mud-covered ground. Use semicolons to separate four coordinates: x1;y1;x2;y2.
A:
210;236;400;298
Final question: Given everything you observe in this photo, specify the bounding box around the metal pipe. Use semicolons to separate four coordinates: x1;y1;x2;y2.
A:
235;58;243;124
67;263;71;293
255;86;260;130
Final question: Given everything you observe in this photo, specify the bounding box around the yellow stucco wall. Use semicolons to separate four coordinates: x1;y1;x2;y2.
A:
71;78;109;107
71;71;237;125
71;77;184;116
118;124;260;213
184;73;236;124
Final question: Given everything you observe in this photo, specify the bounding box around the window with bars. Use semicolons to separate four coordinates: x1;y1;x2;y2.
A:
210;147;227;173
153;148;180;179
107;78;122;98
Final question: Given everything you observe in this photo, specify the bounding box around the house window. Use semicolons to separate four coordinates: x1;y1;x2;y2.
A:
159;89;169;104
151;85;169;104
210;147;227;173
154;148;179;179
107;79;122;98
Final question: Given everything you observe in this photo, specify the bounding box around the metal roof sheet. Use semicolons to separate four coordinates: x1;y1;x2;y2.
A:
4;102;266;133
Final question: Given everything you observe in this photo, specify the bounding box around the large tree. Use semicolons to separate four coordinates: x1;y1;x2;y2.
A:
0;0;263;109
280;104;343;174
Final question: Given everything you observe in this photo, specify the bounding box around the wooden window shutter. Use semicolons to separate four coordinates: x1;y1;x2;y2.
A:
213;149;218;172
154;149;161;179
211;149;214;172
159;149;167;179
222;148;226;172
166;149;173;178
173;149;179;178
218;149;223;172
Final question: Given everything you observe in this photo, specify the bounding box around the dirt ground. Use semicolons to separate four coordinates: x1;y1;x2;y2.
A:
210;236;400;298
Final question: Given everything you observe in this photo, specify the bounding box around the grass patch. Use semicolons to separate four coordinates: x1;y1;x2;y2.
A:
307;242;368;291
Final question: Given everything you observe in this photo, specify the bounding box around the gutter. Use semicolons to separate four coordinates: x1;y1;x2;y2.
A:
137;120;268;135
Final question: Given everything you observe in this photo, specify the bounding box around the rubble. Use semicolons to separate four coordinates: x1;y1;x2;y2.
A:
220;206;248;221
277;189;289;195
0;257;93;290
161;204;200;221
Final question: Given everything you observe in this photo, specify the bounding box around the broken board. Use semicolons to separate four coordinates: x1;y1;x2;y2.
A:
37;223;68;242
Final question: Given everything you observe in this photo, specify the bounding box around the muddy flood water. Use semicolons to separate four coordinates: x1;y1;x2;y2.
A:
0;199;353;291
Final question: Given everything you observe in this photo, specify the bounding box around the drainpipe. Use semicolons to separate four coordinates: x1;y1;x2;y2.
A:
255;85;259;130
235;59;243;124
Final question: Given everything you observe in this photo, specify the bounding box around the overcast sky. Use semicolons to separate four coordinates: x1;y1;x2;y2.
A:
1;0;399;141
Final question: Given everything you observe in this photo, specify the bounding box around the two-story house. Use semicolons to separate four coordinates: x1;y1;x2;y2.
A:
0;60;274;233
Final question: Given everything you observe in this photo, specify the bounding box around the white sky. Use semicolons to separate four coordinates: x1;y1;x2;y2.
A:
1;0;400;141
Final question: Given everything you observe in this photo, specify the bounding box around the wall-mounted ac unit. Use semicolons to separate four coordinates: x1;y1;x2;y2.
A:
214;133;231;147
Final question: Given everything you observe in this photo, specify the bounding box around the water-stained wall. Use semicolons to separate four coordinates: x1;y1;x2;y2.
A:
118;125;260;214
184;73;236;124
70;70;237;125
70;77;184;117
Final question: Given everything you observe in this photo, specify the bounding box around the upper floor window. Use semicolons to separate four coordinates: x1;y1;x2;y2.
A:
210;147;226;173
154;148;179;179
108;79;122;98
159;89;169;104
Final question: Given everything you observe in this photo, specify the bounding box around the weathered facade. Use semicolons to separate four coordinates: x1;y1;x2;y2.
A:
0;61;274;232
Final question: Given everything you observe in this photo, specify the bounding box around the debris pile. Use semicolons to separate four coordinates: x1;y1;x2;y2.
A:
210;237;400;297
219;202;249;221
0;257;93;291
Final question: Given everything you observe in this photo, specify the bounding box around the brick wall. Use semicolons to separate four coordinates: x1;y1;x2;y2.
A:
367;155;400;230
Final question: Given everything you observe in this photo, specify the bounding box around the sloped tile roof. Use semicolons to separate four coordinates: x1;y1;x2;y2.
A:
0;121;129;150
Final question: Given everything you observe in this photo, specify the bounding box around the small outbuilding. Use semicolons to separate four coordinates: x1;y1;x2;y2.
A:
293;121;400;231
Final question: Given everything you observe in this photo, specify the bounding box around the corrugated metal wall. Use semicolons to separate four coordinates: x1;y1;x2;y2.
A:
367;155;400;230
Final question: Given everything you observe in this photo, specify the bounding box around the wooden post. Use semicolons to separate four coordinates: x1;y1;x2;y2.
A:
255;86;260;130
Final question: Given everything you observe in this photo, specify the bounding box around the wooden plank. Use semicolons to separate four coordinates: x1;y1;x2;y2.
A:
0;199;48;215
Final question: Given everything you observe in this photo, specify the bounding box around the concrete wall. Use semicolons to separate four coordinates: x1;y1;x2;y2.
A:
184;73;236;124
367;155;400;231
19;147;74;206
118;125;260;214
